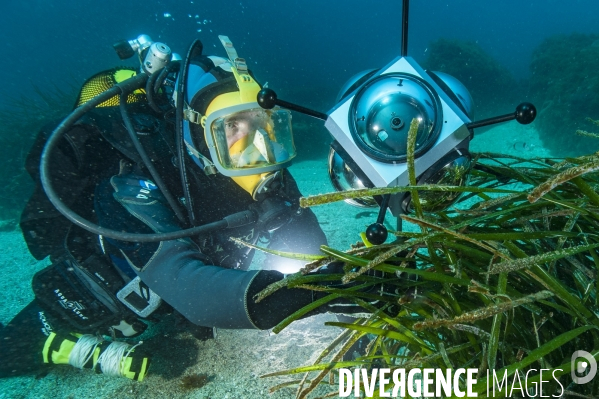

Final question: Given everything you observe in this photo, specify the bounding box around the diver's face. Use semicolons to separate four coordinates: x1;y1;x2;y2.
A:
224;109;269;148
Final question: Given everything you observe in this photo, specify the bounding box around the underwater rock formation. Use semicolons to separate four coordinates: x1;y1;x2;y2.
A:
529;33;599;156
422;38;519;120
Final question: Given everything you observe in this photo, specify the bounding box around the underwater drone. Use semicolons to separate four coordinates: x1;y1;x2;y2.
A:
256;0;536;245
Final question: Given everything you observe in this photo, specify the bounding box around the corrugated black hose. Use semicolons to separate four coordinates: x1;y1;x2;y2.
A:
174;39;204;226
119;90;187;224
40;73;256;242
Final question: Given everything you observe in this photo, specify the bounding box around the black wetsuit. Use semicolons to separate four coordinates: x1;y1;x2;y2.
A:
0;94;328;377
94;168;327;329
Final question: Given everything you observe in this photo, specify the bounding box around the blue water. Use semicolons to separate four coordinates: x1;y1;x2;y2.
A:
2;0;598;106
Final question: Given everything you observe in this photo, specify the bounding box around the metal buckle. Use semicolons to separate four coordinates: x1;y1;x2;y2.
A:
184;141;218;175
116;276;162;317
203;164;218;175
184;106;201;124
234;57;248;74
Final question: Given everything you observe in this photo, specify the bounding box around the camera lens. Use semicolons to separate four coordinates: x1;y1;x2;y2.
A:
391;116;403;130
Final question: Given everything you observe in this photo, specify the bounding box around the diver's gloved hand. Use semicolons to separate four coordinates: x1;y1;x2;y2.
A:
311;260;389;290
246;262;401;330
308;261;400;315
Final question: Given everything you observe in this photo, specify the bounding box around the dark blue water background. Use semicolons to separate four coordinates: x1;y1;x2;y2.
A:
1;0;598;111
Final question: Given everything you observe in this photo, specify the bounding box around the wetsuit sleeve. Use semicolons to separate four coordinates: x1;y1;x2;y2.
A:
95;174;315;329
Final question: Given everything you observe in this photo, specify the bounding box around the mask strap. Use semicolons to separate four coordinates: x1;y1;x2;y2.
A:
184;140;218;175
218;35;260;102
218;35;247;74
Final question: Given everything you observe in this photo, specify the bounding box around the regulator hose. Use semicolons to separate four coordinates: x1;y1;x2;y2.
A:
40;73;257;242
119;90;186;223
145;69;164;113
145;60;179;113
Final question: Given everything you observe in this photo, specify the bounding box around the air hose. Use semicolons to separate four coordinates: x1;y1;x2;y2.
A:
145;67;164;113
145;60;179;114
40;73;257;242
175;39;204;226
119;90;187;223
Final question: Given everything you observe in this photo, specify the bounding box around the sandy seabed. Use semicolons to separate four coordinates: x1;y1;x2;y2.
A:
0;122;555;398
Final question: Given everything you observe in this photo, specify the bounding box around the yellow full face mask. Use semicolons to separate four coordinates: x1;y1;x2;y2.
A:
198;36;296;198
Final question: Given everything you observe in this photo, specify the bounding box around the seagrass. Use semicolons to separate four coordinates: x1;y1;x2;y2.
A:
234;119;599;398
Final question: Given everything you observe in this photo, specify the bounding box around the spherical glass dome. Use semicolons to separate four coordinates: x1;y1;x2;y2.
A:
327;148;377;208
349;73;442;163
400;151;472;214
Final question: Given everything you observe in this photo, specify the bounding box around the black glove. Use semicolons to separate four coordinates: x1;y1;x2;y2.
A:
245;261;400;330
308;261;399;315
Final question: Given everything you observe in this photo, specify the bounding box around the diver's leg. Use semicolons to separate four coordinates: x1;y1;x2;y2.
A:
0;300;56;377
0;300;150;380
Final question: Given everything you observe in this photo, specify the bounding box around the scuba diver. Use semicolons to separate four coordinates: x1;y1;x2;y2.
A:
0;35;374;381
